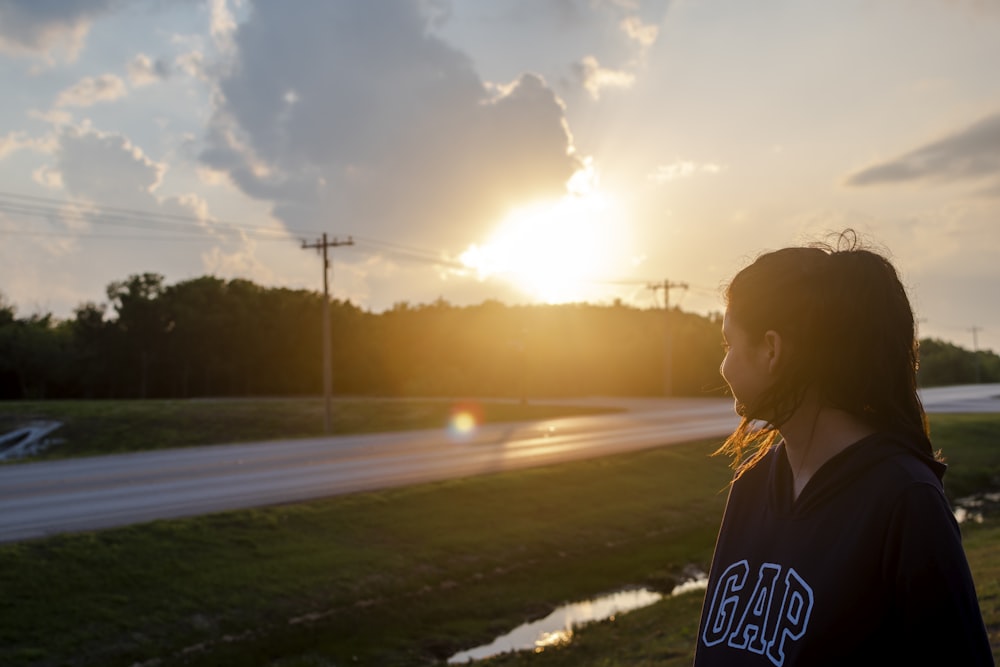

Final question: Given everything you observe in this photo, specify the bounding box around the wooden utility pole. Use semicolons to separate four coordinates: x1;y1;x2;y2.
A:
970;325;983;384
302;233;354;432
647;279;688;397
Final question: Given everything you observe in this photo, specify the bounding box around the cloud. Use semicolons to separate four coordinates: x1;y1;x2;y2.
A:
620;15;659;47
933;0;1000;16
573;55;636;100
21;125;166;247
648;160;724;184
0;131;52;160
201;240;276;285
562;2;663;100
196;165;231;186
27;108;74;126
127;53;172;86
175;50;209;81
201;0;580;249
42;125;165;206
845;111;1000;195
0;0;123;62
208;0;236;53
34;124;246;254
32;164;63;189
55;74;128;107
1;52;269;311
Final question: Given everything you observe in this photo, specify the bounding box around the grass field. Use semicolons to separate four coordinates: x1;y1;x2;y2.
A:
0;398;617;461
0;409;996;666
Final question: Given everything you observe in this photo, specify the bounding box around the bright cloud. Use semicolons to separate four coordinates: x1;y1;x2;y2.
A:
201;241;276;285
201;0;580;249
574;55;635;100
209;0;237;53
0;131;51;160
55;74;127;107
620;15;659;47
648;161;724;184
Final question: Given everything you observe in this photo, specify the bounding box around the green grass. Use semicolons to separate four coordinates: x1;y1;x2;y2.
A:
931;413;1000;499
0;398;617;460
0;413;997;666
965;521;1000;662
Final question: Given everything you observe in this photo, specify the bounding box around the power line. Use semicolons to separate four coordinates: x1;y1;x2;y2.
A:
0;203;467;271
0;228;247;242
0;190;212;226
351;237;468;270
0;189;228;224
0;189;323;237
0;192;477;268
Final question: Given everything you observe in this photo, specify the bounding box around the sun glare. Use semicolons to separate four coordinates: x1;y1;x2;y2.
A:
448;402;482;439
459;189;619;303
451;411;477;434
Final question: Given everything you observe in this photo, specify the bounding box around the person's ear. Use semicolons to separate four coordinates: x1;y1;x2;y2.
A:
762;330;783;374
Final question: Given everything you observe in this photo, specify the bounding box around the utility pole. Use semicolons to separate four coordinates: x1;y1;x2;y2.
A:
302;233;354;432
646;279;688;397
970;325;983;384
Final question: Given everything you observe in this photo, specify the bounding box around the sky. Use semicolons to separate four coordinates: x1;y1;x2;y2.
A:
0;0;997;352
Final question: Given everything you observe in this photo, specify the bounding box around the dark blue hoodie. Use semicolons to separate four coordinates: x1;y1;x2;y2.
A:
694;433;994;666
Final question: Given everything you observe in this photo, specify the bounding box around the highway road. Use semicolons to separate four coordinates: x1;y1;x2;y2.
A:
1;385;997;543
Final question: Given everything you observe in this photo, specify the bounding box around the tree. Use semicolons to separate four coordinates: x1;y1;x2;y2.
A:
106;273;169;398
162;276;231;397
0;312;71;399
18;273;996;401
919;338;1000;386
70;302;110;398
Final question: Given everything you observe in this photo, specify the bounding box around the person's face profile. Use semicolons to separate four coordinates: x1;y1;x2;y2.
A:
720;311;773;418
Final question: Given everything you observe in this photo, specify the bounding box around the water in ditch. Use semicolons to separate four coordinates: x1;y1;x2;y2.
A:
447;571;708;664
954;491;1000;525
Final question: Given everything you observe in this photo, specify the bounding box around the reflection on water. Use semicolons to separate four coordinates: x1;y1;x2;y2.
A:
669;573;710;596
447;572;708;664
954;491;1000;524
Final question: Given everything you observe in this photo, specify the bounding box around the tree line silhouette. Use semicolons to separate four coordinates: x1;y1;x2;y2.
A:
0;273;995;400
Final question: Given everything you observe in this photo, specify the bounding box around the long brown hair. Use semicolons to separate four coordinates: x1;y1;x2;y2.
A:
716;231;930;474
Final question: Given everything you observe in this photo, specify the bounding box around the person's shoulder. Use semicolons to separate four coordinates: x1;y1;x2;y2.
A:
856;432;944;492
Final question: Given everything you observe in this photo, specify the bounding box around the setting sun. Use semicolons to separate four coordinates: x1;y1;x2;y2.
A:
459;191;620;303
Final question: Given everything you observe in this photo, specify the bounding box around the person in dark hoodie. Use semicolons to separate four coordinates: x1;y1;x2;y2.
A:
694;232;994;666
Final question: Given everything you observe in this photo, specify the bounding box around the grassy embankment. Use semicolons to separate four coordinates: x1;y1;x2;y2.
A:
0;398;617;460
0;409;996;666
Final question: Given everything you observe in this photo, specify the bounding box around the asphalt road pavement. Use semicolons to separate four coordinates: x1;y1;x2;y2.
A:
1;385;997;543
